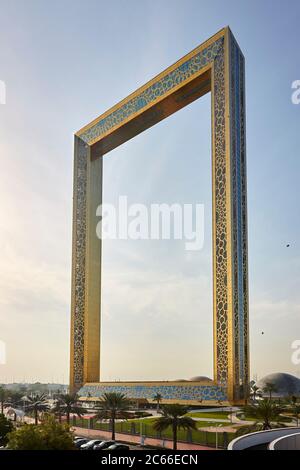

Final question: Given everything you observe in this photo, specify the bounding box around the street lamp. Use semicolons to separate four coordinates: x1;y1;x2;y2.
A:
230;406;233;423
140;421;145;447
215;424;223;449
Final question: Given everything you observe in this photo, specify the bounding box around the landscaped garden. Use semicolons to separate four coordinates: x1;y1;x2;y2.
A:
72;414;235;448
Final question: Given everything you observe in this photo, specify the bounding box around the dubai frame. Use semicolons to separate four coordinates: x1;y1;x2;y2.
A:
70;27;249;404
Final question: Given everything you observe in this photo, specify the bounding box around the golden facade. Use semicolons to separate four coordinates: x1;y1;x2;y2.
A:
70;27;249;404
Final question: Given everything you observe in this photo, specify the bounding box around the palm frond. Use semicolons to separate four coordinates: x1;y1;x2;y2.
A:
176;417;197;430
153;417;174;431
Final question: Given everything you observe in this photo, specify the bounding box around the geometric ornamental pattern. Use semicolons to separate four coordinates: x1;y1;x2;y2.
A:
78;39;224;146
70;27;249;404
79;382;228;403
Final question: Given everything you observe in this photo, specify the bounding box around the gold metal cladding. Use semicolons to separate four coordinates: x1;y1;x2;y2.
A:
70;26;249;404
224;27;234;402
76;28;226;141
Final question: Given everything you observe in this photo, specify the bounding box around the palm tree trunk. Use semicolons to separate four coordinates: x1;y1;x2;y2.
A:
173;424;177;451
263;419;271;430
1;401;3;415
34;408;38;425
67;411;70;424
111;417;115;441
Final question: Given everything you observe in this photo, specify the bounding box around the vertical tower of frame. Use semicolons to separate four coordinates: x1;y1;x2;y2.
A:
212;28;248;401
227;30;249;401
211;28;249;402
70;137;102;392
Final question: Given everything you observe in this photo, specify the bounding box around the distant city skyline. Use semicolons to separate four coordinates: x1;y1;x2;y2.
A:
0;0;299;384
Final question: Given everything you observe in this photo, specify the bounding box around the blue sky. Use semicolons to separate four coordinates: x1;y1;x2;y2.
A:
0;0;299;383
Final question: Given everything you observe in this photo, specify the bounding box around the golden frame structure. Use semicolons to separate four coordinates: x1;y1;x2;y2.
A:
70;27;249;404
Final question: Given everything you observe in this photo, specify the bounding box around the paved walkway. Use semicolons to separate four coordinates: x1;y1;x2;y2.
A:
231;412;255;425
192;407;240;413
72;426;215;451
76;413;231;424
193;417;231;423
199;425;237;433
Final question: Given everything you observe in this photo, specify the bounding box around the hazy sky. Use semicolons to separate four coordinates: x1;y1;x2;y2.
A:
0;0;299;384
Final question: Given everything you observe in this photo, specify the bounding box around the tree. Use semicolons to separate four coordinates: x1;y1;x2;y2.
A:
153;393;162;411
5;390;23;409
52;400;63;423
29;382;48;394
52;394;85;424
263;382;277;401
95;393;131;440
0;414;13;445
0;387;9;414
7;415;74;450
243;399;283;430
40;414;75;450
289;395;298;406
7;424;46;450
291;403;300;426
25;393;49;425
153;404;197;450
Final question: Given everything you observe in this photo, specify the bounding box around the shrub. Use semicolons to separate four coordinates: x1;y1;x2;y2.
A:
7;415;75;450
0;414;14;446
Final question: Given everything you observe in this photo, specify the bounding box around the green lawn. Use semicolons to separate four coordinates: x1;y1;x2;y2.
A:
195;421;227;428
122;416;227;428
236;413;293;423
237;415;256;422
186;411;231;420
74;415;235;448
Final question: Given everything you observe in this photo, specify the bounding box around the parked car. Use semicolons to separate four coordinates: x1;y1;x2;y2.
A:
93;440;115;450
74;438;88;448
104;443;130;451
80;439;103;450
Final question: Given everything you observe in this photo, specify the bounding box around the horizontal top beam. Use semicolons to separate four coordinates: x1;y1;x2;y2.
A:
76;27;228;152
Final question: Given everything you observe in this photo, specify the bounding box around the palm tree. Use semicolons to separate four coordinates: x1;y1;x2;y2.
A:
0;388;21;413
5;390;24;410
53;394;85;425
26;393;49;425
153;404;196;450
153;393;162;411
52;400;63;423
95;392;131;440
263;382;277;401
243;399;283;430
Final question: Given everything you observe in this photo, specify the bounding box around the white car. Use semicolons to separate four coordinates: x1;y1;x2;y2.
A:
80;439;103;450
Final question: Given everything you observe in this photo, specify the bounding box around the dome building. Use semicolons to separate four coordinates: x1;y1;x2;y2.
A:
256;372;300;397
189;376;213;383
